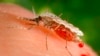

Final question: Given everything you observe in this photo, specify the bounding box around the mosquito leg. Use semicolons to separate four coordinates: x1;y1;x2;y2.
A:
25;22;40;30
45;26;51;51
27;24;36;30
26;19;40;29
45;33;48;50
42;22;53;52
65;39;73;56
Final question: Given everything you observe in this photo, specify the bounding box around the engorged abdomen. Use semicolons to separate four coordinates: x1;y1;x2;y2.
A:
54;27;75;41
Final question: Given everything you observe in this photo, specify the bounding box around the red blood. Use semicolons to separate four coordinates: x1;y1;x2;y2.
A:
78;42;84;48
81;54;87;56
54;24;66;39
55;28;66;39
54;24;76;41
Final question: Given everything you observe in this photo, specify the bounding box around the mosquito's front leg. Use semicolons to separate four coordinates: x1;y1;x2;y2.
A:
27;23;36;30
22;17;41;29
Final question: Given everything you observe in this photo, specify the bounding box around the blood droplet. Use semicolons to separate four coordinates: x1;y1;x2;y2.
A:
78;42;84;48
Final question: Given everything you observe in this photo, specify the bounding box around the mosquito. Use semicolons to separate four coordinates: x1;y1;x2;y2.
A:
22;12;84;56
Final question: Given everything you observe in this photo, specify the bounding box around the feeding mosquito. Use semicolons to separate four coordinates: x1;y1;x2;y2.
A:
21;12;84;56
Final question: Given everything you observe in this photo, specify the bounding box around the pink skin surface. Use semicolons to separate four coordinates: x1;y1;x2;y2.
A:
0;3;97;56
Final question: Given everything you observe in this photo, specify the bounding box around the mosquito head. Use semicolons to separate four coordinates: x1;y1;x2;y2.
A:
35;16;42;23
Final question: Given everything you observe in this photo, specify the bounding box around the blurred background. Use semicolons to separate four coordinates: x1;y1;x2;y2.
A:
0;0;100;55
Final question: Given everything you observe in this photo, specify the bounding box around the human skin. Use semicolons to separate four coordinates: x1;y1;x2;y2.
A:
0;3;97;56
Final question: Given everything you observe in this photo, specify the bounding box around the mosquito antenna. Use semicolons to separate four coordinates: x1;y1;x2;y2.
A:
32;6;35;13
58;13;63;17
32;6;36;17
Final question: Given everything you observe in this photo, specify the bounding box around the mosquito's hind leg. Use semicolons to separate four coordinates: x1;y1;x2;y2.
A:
65;40;73;56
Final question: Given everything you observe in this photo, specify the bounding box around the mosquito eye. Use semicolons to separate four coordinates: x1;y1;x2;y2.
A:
38;16;42;20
